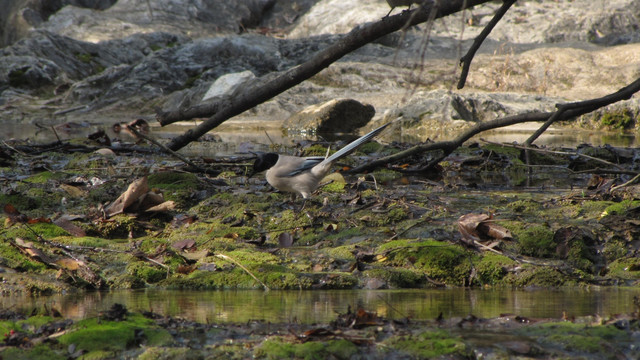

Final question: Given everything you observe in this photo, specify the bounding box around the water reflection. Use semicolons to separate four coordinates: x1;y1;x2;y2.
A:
1;288;638;324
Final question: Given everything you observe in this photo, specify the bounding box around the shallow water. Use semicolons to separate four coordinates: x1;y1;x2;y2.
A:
2;287;638;323
1;119;636;157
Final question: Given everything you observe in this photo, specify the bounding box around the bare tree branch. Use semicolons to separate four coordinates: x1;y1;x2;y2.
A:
349;75;640;174
457;0;516;89
526;76;640;145
160;0;495;151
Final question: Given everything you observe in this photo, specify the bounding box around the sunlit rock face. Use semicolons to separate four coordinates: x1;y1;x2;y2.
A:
0;0;639;130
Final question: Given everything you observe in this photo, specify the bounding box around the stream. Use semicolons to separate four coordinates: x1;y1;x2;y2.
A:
2;287;638;323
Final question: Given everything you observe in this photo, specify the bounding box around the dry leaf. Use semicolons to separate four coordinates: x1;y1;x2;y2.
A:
54;217;86;237
171;239;196;251
104;177;149;217
180;249;210;261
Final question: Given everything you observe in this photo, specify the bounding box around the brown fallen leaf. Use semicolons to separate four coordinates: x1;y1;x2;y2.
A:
458;213;491;245
105;177;149;217
171;239;196;251
477;222;512;240
54;217;86;237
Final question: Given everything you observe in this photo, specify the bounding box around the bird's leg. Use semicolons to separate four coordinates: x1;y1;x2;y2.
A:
384;7;394;17
298;198;307;212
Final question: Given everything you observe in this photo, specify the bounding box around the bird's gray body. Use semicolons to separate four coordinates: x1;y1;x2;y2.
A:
251;122;391;199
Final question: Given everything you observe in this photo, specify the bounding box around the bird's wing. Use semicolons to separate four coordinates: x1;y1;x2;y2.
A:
270;156;324;177
321;122;391;166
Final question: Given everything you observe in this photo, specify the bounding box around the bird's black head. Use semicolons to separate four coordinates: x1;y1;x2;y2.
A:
249;152;279;178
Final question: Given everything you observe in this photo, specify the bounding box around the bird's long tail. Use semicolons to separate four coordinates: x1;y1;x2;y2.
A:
321;122;391;166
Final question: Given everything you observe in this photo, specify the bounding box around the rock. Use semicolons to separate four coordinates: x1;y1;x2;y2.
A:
40;0;277;43
283;98;376;134
0;0;118;47
202;70;256;101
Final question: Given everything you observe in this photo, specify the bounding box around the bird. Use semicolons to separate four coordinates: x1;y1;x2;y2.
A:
385;0;424;17
250;122;391;204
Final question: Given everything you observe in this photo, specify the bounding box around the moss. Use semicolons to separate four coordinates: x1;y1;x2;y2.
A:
600;108;634;130
87;214;139;238
302;144;330;157
607;257;640;280
23;171;68;184
147;172;202;209
320;180;345;193
255;338;358;360
515;225;556;258
601;199;640;217
0;193;39;211
362;267;426;288
522;322;631;356
507;199;542;214
378;239;471;285
323;245;356;262
0;241;48;272
127;262;167;284
384;329;472;359
602;238;628;262
475;253;516;285
504;266;568;287
370;168;402;183
0;344;67;360
57;313;171;354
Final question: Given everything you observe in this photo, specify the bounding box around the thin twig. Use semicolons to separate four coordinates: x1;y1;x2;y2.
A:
215;253;270;291
610;173;640;192
126;126;204;170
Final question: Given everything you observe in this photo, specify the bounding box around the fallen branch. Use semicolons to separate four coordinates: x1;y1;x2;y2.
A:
480;139;628;171
349;75;640;174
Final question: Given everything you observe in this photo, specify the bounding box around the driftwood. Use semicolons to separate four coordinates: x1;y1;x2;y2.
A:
158;0;494;151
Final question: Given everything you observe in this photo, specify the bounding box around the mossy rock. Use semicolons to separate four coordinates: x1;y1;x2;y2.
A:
521;322;632;357
504;266;569;287
378;239;471;285
607;257;640;280
362;267;426;288
383;329;472;359
0;344;67;360
475;253;516;285
509;224;556;258
255;338;358;360
599;108;634;130
57;313;172;355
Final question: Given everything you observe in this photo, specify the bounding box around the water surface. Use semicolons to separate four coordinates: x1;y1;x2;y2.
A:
2;288;637;324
